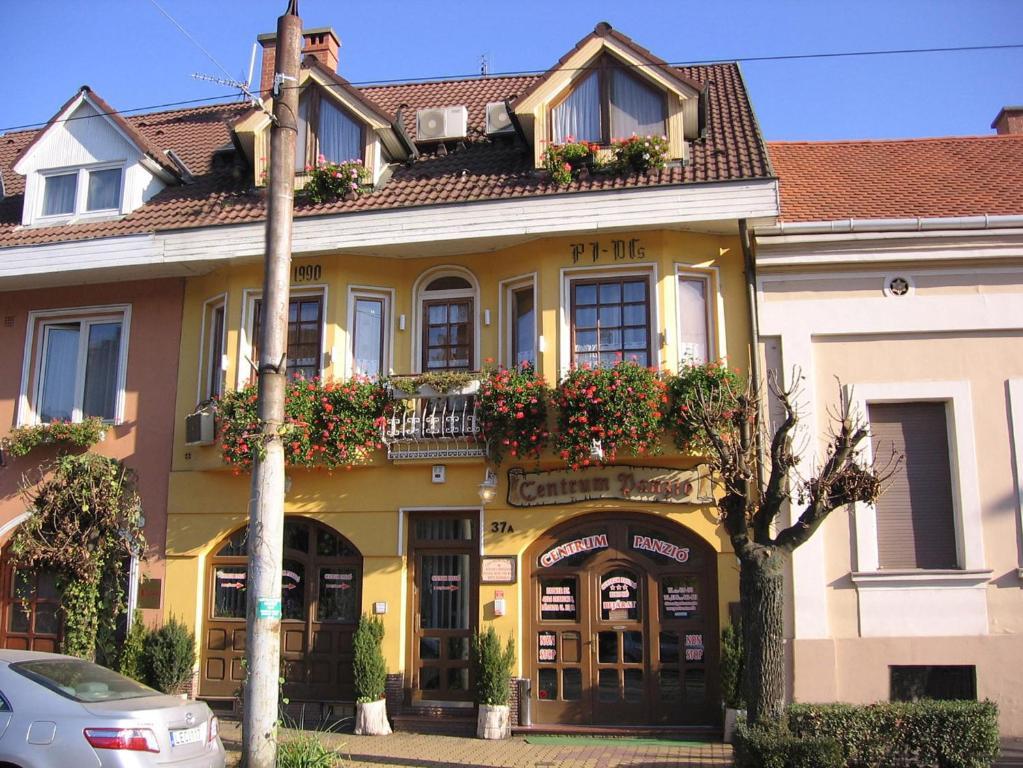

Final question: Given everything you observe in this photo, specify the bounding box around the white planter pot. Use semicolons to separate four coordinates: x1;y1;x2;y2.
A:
355;698;392;736
723;707;744;743
476;703;510;740
419;379;481;398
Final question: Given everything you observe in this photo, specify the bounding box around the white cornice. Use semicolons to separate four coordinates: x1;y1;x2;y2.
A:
755;226;1023;268
0;179;778;290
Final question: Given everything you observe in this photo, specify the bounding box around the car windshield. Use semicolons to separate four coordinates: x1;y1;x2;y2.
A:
11;659;159;703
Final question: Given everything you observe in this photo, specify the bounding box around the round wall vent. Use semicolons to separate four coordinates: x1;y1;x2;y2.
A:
884;275;913;297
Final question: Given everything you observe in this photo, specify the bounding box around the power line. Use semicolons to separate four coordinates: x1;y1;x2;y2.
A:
0;93;246;134
2;40;1021;134
146;0;241;86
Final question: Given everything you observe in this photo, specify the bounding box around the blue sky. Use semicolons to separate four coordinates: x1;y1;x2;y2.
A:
1;0;1020;140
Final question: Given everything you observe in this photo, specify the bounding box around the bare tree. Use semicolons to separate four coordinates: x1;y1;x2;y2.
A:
684;371;895;725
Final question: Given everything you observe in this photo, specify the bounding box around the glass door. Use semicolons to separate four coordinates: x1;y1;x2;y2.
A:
410;515;478;702
592;567;647;724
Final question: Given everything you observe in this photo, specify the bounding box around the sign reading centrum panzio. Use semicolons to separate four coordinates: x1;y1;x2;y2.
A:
507;465;713;508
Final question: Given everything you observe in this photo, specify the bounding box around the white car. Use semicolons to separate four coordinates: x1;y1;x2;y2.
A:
0;650;225;767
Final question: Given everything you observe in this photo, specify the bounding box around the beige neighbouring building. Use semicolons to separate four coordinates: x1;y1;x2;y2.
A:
755;111;1023;736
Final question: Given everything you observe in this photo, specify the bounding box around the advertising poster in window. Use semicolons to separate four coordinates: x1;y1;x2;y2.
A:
685;633;704;662
540;578;577;621
600;571;639;621
538;631;557;663
661;575;699;620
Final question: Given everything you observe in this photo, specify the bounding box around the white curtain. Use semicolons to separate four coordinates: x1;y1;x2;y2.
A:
42;174;76;216
319;99;362;163
82;322;122;420
295;96;309;170
86;168;121;211
678;278;709;364
552;72;600;143
610;68;666;139
39;325;80;422
353;298;384;378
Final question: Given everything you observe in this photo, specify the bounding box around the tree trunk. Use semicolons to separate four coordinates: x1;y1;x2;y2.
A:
740;551;786;725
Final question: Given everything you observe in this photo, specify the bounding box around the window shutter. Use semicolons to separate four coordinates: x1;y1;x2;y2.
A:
868;402;958;569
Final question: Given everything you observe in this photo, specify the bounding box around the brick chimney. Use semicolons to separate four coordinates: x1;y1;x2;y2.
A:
991;106;1023;135
258;27;341;97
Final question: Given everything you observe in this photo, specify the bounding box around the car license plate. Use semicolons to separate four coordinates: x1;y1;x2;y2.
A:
170;726;202;746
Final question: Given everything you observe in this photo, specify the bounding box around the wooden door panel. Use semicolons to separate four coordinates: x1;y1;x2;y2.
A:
200;519;362;703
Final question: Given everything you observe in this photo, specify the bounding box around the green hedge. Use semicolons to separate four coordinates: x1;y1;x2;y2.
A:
734;722;843;768
787;701;1000;768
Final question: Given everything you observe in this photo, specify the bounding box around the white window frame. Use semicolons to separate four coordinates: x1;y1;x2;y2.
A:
499;273;539;369
197;293;228;403
846;381;986;576
35;162;125;224
411;266;480;374
345;285;394;379
17;304;132;426
559;263;660;378
1007;379;1023;580
238;285;329;389
674;265;724;367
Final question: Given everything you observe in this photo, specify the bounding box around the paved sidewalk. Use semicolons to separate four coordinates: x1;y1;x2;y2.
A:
997;738;1023;767
221;721;733;767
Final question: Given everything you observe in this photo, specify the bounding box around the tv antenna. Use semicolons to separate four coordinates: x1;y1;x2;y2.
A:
192;42;264;108
147;0;274;119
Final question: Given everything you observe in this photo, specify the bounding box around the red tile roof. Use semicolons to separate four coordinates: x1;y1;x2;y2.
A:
769;136;1023;222
0;60;770;249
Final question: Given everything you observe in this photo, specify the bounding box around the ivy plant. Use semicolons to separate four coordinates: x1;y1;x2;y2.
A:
10;453;145;662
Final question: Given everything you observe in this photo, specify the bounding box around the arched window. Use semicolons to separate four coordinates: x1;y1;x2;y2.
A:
551;56;667;145
415;269;478;372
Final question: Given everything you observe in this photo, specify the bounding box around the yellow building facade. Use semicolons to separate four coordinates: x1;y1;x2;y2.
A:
165;229;753;728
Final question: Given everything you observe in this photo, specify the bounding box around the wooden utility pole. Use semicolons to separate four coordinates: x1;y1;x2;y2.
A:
243;2;301;767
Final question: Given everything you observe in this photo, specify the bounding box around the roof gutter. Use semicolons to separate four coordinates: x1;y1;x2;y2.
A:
756;214;1023;236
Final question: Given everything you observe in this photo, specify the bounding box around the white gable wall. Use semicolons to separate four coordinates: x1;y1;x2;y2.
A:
18;100;166;225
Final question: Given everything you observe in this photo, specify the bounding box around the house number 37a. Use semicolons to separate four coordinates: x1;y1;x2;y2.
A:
490;521;515;533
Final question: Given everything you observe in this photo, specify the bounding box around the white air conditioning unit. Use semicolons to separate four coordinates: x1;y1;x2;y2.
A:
485;101;514;135
416;106;468;141
185;409;216;446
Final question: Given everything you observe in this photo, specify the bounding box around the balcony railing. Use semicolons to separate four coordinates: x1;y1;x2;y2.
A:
381;390;485;460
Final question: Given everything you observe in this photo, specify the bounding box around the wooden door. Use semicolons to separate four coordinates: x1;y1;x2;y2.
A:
527;514;719;727
0;557;61;653
408;514;478;702
201;519;361;702
591;564;648;725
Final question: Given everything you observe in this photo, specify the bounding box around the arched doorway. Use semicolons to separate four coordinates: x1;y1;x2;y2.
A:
201;517;362;703
525;513;719;727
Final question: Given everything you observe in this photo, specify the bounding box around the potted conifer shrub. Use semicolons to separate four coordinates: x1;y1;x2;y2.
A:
353;614;391;735
720;619;746;743
472;626;515;740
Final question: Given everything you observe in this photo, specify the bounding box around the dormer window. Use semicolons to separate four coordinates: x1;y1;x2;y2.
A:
39;165;123;220
296;90;364;170
551;57;666;144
